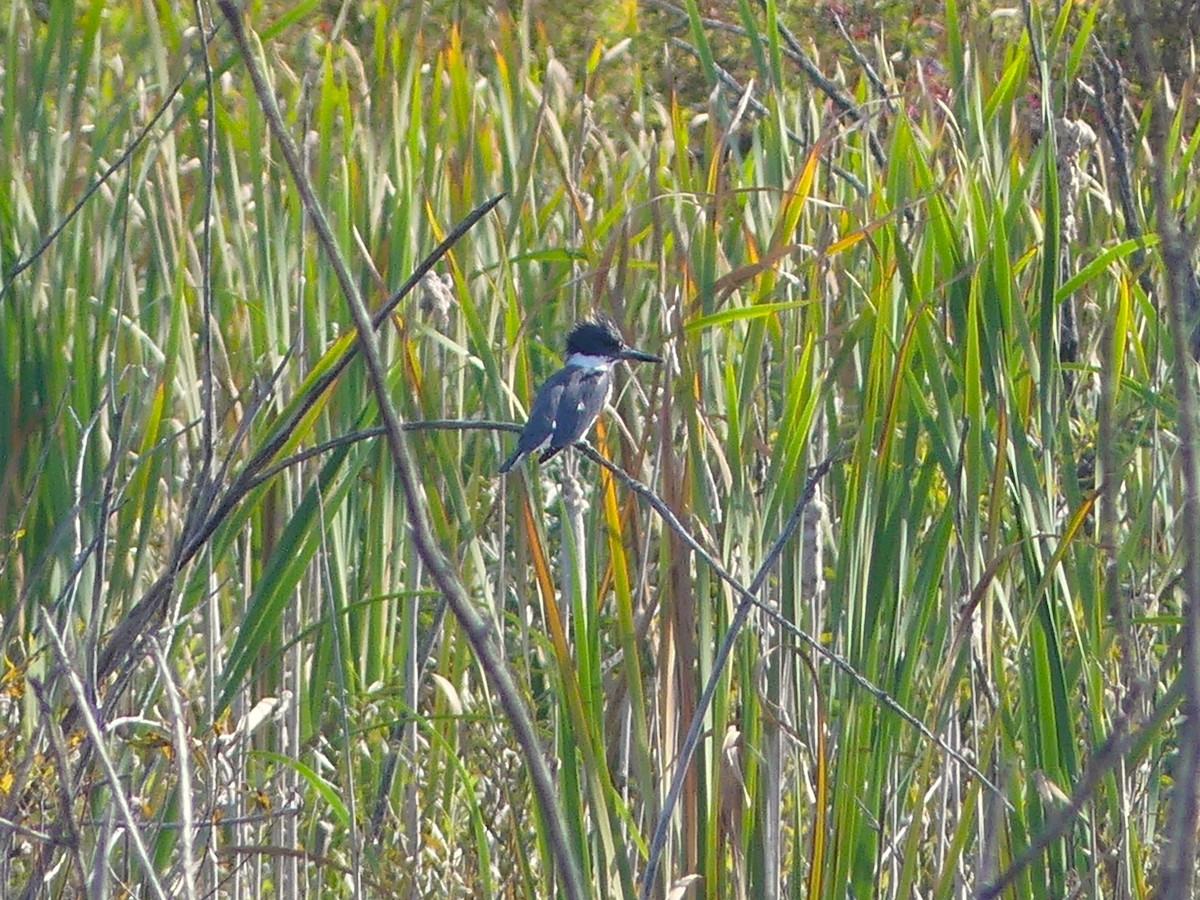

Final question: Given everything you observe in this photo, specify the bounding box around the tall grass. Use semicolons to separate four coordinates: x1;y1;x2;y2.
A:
0;0;1194;897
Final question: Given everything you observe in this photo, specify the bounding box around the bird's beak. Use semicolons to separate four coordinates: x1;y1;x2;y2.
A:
618;346;662;364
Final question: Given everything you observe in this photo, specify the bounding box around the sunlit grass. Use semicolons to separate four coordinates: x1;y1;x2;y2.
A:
0;0;1192;897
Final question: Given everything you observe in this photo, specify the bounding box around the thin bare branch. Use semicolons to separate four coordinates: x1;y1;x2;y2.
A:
41;611;169;900
0;23;224;305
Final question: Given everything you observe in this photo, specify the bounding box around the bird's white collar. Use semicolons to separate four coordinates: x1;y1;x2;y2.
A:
565;353;615;371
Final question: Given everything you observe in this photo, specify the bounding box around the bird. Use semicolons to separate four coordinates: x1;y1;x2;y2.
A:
499;318;662;473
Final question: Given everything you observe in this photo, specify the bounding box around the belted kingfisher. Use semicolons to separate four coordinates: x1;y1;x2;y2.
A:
499;318;661;473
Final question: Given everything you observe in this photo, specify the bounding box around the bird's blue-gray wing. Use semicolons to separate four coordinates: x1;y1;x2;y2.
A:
540;368;610;461
511;366;573;456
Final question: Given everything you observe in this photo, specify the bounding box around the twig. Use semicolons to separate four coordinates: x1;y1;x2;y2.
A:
979;677;1182;898
668;38;868;198
192;0;219;532
1090;45;1153;300
149;637;199;899
831;12;893;107
248;421;521;492
218;843;386;892
646;0;888;167
576;441;1007;797
0;22;224;304
41;611;169;900
27;680;88;896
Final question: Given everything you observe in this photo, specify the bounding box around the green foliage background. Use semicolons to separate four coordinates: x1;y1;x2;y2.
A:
0;0;1195;896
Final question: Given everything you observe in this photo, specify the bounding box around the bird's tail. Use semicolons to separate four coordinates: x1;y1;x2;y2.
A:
498;449;524;474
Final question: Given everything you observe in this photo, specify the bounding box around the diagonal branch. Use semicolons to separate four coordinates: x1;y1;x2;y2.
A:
979;675;1183;898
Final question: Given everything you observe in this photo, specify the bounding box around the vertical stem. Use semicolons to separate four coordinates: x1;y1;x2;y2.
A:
1123;1;1200;893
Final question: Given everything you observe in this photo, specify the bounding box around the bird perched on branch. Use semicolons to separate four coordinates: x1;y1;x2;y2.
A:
499;318;661;473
